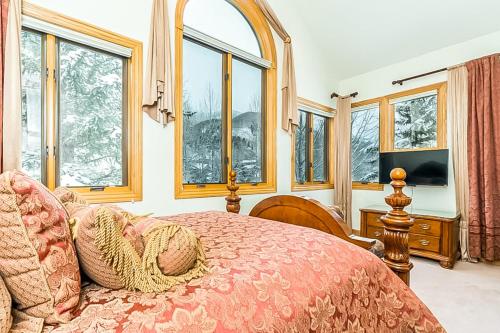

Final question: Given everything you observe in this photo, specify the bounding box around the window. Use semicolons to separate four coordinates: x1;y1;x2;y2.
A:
292;98;334;191
350;82;447;191
388;83;447;151
20;4;142;203
175;0;277;198
351;102;380;184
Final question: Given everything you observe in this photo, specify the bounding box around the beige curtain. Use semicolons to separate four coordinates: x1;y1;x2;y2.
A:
2;0;21;171
255;0;298;132
143;0;174;125
448;66;474;261
334;97;352;226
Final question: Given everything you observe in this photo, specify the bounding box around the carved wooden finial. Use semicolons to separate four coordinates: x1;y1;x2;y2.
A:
380;168;414;286
225;170;241;214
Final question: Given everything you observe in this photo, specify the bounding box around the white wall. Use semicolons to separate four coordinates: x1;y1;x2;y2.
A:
340;30;500;229
28;0;338;216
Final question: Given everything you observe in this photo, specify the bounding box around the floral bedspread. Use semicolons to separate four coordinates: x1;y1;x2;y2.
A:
44;211;445;332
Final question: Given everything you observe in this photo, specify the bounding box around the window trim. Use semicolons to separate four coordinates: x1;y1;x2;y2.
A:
291;97;334;192
350;82;447;191
22;2;143;203
385;82;447;152
174;0;277;199
351;98;384;191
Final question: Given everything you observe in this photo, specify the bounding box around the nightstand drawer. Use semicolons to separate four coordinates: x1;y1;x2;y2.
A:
366;226;384;241
366;212;384;228
409;234;440;253
411;219;441;237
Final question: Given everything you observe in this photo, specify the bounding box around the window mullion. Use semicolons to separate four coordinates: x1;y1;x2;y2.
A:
307;112;314;183
45;34;57;190
224;53;232;183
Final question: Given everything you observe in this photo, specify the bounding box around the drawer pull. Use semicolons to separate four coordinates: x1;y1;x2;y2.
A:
374;231;382;237
420;224;431;230
419;240;430;246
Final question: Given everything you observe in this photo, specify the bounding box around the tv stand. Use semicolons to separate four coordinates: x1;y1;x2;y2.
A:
360;205;460;269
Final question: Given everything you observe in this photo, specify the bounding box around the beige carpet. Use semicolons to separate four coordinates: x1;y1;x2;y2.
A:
411;257;500;333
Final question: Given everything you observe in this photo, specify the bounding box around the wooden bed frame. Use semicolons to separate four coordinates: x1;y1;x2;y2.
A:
225;168;415;286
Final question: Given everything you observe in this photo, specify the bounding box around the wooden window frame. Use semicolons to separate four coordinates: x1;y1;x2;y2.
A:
22;2;143;203
291;97;334;192
350;82;447;191
351;98;384;191
174;0;277;199
384;82;447;152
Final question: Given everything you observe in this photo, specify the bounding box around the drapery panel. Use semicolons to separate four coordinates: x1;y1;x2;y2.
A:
333;97;352;226
254;0;298;133
2;0;20;172
466;54;500;261
143;0;174;125
0;0;8;172
448;66;472;261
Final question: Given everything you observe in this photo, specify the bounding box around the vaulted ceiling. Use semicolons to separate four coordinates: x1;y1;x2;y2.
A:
285;0;500;80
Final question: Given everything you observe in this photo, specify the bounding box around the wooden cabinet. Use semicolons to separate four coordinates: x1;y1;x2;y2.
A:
360;206;460;269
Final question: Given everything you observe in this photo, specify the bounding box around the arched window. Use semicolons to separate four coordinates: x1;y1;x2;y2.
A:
175;0;277;198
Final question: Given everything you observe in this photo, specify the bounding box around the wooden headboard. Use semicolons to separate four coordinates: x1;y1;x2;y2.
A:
249;195;374;250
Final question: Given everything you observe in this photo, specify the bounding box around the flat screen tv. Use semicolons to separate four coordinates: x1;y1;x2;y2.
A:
379;149;448;186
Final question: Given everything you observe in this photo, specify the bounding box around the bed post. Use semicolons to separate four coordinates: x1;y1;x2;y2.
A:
226;170;241;214
381;168;414;286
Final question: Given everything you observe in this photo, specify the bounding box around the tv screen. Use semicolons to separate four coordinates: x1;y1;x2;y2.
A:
379;149;448;186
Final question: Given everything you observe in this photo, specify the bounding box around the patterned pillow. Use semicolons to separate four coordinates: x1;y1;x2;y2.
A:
0;171;80;324
70;204;144;289
71;205;206;292
0;276;12;333
53;187;88;206
134;217;199;276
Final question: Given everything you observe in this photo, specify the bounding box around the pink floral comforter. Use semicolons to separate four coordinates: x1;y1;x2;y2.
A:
44;211;444;332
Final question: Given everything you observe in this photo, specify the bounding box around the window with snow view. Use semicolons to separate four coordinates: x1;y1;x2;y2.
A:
20;18;142;203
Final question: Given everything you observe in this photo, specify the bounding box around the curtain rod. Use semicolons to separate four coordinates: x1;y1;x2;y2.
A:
391;68;447;86
392;58;474;86
331;91;358;99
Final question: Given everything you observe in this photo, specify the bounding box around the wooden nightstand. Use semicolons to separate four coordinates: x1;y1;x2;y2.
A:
360;205;460;269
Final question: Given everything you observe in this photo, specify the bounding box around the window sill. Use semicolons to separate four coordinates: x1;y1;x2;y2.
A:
292;183;334;192
175;182;276;199
72;186;142;204
352;182;384;191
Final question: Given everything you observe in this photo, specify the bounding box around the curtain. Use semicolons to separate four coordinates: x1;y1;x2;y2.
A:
448;66;473;261
254;0;298;132
0;0;8;172
143;0;174;125
334;97;352;226
2;0;20;171
466;54;500;261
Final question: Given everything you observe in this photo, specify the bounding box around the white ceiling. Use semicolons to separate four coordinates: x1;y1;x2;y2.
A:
286;0;500;80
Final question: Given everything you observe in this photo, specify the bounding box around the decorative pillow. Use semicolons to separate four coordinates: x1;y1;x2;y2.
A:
53;187;87;206
70;205;207;292
0;170;80;324
70;204;144;289
0;276;12;333
134;217;200;276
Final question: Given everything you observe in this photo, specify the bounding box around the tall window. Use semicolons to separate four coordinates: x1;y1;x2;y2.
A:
292;98;334;191
351;103;380;183
175;0;276;198
20;5;142;203
350;82;447;190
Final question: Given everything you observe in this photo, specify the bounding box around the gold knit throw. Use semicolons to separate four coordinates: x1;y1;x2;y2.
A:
93;207;207;293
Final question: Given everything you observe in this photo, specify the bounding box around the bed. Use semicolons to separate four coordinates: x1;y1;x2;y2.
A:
43;169;444;332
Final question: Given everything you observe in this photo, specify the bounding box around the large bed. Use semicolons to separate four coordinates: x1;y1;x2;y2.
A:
43;169;444;332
